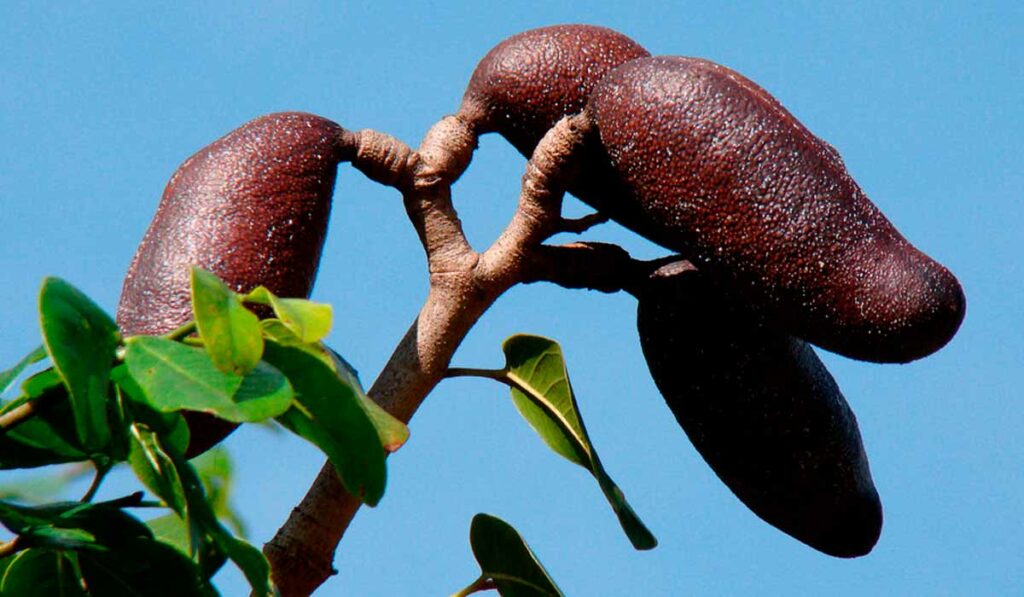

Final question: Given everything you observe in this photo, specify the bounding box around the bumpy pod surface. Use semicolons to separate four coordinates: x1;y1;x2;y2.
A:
118;112;347;457
459;24;665;258
636;265;882;557
592;56;964;363
460;24;649;153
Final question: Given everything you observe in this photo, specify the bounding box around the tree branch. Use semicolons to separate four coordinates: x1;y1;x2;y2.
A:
264;113;613;596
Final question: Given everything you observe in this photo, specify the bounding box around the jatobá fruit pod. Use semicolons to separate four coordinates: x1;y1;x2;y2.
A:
460;24;649;154
590;56;964;363
118;112;349;457
635;262;882;557
459;25;665;238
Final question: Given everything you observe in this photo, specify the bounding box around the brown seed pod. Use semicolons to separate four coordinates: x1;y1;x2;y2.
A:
636;262;882;557
459;24;661;255
460;24;649;151
592;56;964;363
117;111;349;457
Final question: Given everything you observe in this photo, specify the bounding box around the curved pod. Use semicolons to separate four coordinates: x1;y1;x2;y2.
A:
459;25;662;233
593;56;964;363
636;265;882;557
460;24;649;153
118;112;347;457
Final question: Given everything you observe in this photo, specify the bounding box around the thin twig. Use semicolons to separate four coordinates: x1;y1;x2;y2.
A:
557;212;609;234
0;537;23;560
80;463;110;503
445;367;507;381
162;321;197;342
450;575;497;597
0;396;46;434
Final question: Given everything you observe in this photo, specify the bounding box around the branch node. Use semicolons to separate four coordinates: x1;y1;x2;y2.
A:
415;115;477;186
351;129;414;189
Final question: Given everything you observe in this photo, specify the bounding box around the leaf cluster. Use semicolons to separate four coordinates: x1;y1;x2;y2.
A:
1;269;660;595
0;269;407;595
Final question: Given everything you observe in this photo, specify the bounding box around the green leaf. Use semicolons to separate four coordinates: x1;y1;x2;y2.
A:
146;513;191;557
245;287;333;343
263;342;387;506
0;494;151;556
192;448;246;538
325;347;409;453
501;335;657;551
466;513;564;597
20;526;98;551
170;451;272;596
20;368;64;400
0;381;88;469
78;536;216;597
0;549;87;596
112;364;190;456
504;337;589;468
191;267;264;376
38;277;119;452
124;336;293;423
0;346;46;397
0;554;14;584
128;424;186;516
256;328;409;451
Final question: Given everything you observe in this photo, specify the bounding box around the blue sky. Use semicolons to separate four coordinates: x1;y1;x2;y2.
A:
1;2;1021;595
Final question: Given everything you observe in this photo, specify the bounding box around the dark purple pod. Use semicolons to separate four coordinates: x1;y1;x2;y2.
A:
592;56;964;363
459;24;662;255
460;24;650;151
636;264;882;557
118;112;348;457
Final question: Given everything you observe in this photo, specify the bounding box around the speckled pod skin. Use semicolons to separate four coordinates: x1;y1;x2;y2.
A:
592;56;965;363
636;266;882;557
460;24;649;153
459;25;663;234
118;112;347;457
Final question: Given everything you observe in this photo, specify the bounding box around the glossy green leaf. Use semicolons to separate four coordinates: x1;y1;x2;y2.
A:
0;346;46;397
502;335;657;551
504;336;589;468
38;277;119;451
128;424;186;516
0;549;87;596
191;267;264;376
466;513;563;597
20;368;64;400
325;346;409;453
245;286;333;343
111;364;190;456
124;336;293;423
78;536;215;597
263;341;387;506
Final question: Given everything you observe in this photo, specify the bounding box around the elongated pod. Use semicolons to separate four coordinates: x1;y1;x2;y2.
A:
118;112;350;457
459;25;662;235
593;57;964;363
460;24;649;152
636;262;882;557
